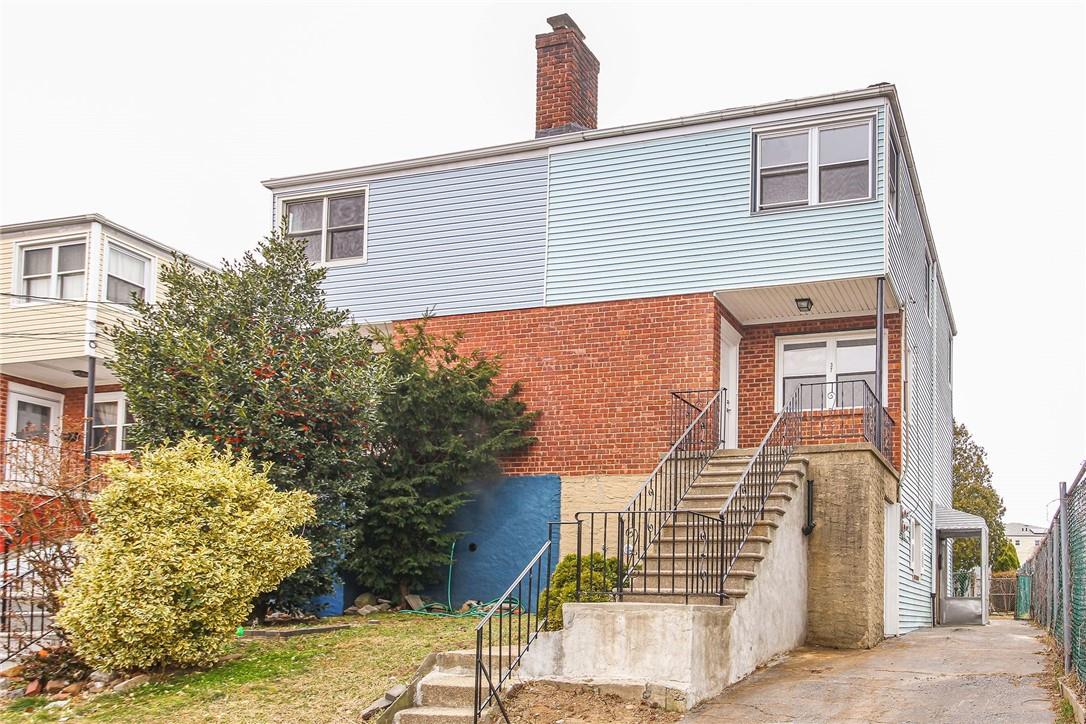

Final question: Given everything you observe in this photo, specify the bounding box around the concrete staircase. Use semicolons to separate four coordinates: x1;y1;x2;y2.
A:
394;648;514;724
626;449;808;603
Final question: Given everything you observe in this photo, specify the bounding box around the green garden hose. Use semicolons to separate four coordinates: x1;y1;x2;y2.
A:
398;540;523;618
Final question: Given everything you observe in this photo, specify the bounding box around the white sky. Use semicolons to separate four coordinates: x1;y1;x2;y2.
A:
2;1;1084;526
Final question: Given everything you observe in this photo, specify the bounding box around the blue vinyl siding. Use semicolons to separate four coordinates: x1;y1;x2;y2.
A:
281;158;548;322
545;108;886;305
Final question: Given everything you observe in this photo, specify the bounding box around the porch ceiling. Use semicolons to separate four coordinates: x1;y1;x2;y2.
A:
1;357;119;389
715;276;900;326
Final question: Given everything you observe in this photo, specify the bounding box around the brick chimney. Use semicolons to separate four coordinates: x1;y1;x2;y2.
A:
535;14;600;138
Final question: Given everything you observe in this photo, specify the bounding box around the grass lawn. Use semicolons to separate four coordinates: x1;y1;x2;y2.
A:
2;613;477;723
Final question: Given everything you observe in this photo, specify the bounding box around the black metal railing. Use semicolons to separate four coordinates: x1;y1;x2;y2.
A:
717;385;803;583
621;389;725;586
670;389;723;450
474;533;558;724
791;380;895;462
574;509;726;604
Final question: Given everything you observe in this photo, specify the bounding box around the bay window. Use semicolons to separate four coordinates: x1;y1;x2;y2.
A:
18;241;86;302
285;190;369;264
777;332;882;410
755;118;874;211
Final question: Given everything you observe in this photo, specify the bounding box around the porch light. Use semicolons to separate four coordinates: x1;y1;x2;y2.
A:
795;298;814;313
72;369;88;378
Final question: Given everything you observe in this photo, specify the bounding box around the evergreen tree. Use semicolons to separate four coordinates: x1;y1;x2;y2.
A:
108;229;390;612
951;422;1010;571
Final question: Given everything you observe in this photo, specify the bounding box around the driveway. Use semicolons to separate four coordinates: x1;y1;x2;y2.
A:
684;619;1054;723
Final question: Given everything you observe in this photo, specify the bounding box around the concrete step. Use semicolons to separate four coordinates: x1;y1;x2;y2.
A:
652;537;769;557
694;467;805;485
642;550;763;572
679;490;794;507
417;671;475;709
660;519;778;537
394;706;474;724
685;480;798;496
437;648;516;671
676;505;788;520
620;592;733;606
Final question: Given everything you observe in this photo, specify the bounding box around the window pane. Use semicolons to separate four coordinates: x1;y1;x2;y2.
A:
58;243;85;273
24;277;51;299
120;424;130;451
837;338;876;374
819;124;869;164
761;169;808;207
783;375;827;409
837;372;877;406
329;229;366;260
107;276;145;303
291;233;322;263
92;426;117;452
23;247;51;276
782;341;826;375
820;161;869;202
59;273;85;300
94;401;119;426
109;248;147;285
760;133;807;167
328;194;365;228
15;400;52;441
287;200;323;233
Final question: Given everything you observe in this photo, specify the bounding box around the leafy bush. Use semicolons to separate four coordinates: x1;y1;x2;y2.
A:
538;553;618;630
57;439;315;670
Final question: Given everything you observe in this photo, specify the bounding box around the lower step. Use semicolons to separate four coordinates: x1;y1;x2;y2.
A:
394;705;474;724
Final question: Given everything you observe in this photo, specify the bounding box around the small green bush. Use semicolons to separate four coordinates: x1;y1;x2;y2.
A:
538;553;618;630
57;438;315;671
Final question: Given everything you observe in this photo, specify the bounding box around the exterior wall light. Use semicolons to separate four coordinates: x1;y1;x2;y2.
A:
795;298;814;313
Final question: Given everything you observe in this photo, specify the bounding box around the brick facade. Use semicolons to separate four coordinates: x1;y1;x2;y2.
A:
535;15;599;137
0;372;122;446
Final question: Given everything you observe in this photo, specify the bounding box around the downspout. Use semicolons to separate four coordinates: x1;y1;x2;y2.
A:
929;260;940;626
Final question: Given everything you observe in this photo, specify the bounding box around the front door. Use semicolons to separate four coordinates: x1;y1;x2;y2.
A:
720;319;741;448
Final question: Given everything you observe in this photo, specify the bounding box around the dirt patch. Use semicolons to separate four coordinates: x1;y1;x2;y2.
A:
500;681;682;723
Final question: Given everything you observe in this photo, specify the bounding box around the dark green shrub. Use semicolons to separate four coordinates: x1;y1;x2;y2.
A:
538;553;618;630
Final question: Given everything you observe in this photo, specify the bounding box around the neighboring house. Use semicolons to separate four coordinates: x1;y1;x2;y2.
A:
1007;522;1046;563
261;13;967;649
0;214;212;483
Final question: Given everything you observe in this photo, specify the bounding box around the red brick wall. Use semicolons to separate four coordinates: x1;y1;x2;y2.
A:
735;314;903;468
0;373;121;445
410;293;721;476
535;20;599;136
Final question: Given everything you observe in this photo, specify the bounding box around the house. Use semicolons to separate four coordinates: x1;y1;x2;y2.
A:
261;13;974;708
0;214;212;485
1007;522;1046;563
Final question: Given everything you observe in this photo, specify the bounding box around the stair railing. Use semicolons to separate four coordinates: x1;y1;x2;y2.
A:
717;386;802;584
618;388;725;589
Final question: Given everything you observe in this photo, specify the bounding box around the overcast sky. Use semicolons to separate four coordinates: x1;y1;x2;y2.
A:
2;1;1084;526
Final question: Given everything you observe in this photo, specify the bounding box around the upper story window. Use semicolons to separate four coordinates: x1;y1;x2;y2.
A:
106;246;150;304
90;392;134;453
286;190;368;264
755;118;874;212
18;241;86;302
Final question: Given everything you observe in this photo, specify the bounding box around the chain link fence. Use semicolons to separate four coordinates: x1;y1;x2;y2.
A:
1022;463;1086;681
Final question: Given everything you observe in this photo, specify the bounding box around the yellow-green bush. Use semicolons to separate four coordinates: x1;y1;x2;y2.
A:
57;438;315;671
538;553;617;630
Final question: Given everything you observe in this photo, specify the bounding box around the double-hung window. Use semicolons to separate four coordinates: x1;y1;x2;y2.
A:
777;332;881;410
755;118;874;211
107;246;149;303
285;190;368;264
90;392;134;453
18;241;86;302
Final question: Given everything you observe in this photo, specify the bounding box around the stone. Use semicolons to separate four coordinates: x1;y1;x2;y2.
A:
86;681;107;693
43;699;69;709
384;684;407;701
359;696;389;720
89;670;114;683
0;665;23;679
44;679;68;694
353;592;378;608
459;600;479;613
61;682;84;696
0;687;24;699
113;674;150;694
25;679;42;696
48;692;71;701
403;594;424;611
343;606;359;615
377;598;391;604
375;602;391;612
358;605;378;615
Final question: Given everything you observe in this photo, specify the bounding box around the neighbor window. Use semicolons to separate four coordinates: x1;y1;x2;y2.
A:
285;191;368;264
18;241;86;302
90;393;134;453
777;332;881;410
755;118;873;211
106;246;149;304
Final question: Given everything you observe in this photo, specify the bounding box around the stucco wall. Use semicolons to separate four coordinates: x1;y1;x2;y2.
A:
559;473;646;558
803;444;899;648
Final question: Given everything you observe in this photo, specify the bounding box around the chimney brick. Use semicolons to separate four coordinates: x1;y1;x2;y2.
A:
535;14;600;138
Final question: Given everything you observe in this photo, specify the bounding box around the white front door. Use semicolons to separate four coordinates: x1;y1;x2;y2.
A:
720;319;741;449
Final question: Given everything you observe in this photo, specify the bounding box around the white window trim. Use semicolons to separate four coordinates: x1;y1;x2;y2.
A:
10;235;89;307
86;391;133;454
5;383;64;446
104;239;154;309
753;114;877;214
774;329;888;411
279;186;370;267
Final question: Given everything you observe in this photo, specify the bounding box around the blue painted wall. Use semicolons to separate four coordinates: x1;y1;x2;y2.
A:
545;107;887;305
425;475;561;610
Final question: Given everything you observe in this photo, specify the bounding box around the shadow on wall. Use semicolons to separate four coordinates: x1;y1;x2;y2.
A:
425;475;561;610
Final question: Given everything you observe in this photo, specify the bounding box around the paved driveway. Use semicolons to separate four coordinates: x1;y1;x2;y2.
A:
684;619;1054;723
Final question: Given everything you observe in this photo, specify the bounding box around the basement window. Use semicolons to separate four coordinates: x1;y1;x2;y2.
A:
754;117;875;212
285;190;369;265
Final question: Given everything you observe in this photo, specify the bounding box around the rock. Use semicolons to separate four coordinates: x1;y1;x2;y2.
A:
353;592;378;608
112;674;150;694
384;684;407;701
360;696;390;720
343;606;359;615
86;681;107;693
459;600;479;613
0;687;24;700
377;598;391;605
265;611;291;622
0;664;23;679
43;698;69;709
25;679;42;696
61;682;84;696
403;594;424;611
44;679;69;694
375;602;391;612
48;692;71;701
89;670;114;683
358;605;378;615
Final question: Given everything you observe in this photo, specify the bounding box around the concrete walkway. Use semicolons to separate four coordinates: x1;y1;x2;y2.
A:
684;619;1054;723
